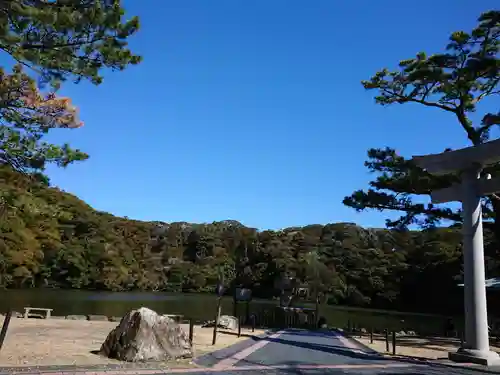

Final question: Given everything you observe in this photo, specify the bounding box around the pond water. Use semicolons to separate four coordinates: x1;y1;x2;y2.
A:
0;289;449;334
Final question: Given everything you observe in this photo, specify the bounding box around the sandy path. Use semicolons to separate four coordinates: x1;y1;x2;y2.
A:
0;316;264;367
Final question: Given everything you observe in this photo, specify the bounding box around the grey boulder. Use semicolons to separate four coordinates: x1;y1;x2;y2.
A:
99;307;192;362
202;315;239;330
219;315;239;330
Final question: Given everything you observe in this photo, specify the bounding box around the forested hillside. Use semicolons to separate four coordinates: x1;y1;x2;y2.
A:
1;167;498;315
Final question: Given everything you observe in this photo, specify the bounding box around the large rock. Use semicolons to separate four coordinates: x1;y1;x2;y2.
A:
99;307;192;362
219;315;239;330
202;315;239;330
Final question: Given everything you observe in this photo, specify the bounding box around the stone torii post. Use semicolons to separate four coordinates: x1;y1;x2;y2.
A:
412;138;500;366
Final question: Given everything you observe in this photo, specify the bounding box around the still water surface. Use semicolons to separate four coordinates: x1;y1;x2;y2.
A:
0;289;448;333
0;289;272;320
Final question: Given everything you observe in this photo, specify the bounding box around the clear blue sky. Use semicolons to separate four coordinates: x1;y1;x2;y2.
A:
43;0;498;230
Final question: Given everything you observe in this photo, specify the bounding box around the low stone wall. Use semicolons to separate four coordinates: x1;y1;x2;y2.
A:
65;315;120;321
3;312;183;322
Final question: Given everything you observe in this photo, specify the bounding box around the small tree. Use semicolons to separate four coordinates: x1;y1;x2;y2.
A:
344;11;499;234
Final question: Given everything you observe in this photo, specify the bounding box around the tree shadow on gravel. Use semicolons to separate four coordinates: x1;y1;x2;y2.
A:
233;334;498;375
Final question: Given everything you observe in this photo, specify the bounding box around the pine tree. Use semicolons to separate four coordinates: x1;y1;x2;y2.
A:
344;11;499;233
0;0;141;174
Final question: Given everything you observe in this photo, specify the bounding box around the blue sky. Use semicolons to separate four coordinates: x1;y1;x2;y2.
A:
43;0;498;230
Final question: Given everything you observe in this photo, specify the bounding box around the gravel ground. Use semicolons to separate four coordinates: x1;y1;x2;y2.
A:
354;333;500;360
0;316;264;367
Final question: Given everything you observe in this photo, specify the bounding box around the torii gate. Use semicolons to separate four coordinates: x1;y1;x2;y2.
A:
412;138;500;366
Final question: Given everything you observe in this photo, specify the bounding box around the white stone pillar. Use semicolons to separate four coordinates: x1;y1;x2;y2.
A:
452;166;500;365
461;166;489;351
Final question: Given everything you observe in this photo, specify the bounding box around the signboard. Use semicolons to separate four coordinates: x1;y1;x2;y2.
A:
235;288;252;302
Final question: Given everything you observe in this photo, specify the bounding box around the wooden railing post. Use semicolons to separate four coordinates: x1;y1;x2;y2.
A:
189;318;194;344
238;315;242;338
392;331;396;355
385;329;390;352
212;296;222;346
0;311;13;352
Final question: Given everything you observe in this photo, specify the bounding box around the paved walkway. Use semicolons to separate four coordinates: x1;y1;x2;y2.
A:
2;329;499;375
212;329;385;368
190;329;498;375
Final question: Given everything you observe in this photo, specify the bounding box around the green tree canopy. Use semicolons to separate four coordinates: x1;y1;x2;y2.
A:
0;0;141;174
343;10;499;233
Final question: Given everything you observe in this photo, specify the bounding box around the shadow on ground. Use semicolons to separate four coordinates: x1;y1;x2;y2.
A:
233;334;393;367
215;330;263;339
229;332;500;375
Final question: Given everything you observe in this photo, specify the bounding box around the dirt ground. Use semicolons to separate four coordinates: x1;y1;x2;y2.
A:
355;333;500;360
0;316;265;367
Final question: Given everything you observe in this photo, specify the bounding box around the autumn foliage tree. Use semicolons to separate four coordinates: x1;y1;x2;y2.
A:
344;11;499;234
0;0;141;175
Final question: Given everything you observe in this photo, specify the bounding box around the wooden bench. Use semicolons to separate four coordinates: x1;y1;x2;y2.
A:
24;307;53;319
